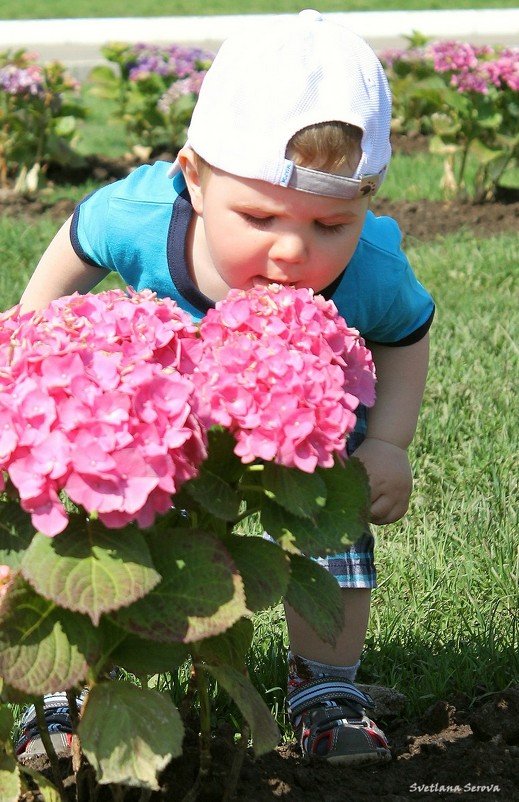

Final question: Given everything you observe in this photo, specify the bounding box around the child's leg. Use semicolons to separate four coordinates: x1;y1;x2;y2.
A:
284;579;390;765
284;402;391;765
285;587;371;670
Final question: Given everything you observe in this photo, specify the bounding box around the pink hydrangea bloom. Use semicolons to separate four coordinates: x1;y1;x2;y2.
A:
0;289;207;536
192;284;376;473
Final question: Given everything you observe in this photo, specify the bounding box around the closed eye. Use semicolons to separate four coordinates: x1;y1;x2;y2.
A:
315;221;348;234
241;213;274;229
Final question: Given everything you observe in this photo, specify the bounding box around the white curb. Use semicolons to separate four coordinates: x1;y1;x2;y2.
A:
1;9;518;47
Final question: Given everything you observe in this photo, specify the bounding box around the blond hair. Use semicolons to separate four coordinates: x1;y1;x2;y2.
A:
192;121;362;180
287;122;362;174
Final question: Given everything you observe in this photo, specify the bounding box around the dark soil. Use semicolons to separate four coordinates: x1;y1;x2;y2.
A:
18;688;519;802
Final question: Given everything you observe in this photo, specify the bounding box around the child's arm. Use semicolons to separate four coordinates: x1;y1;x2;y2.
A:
20;216;105;312
353;334;430;524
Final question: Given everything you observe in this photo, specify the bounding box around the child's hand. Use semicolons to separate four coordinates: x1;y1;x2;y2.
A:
353;437;413;525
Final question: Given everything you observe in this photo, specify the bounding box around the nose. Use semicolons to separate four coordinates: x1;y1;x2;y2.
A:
269;230;308;264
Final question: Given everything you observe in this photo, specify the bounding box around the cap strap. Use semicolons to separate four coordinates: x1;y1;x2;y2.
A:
286;163;384;199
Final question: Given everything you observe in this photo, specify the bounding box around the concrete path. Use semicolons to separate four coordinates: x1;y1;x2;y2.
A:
1;9;518;77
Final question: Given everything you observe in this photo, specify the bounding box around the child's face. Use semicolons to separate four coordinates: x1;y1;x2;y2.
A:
184;158;370;302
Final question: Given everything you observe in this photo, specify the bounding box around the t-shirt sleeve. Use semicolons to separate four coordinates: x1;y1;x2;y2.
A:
333;213;435;345
70;182;121;271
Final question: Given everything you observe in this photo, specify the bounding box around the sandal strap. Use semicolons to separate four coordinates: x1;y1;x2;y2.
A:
307;704;367;731
287;677;374;719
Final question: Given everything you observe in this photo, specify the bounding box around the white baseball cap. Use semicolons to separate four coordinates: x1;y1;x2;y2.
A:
170;9;392;198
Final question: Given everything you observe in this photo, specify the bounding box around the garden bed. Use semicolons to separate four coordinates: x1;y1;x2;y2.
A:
18;687;519;801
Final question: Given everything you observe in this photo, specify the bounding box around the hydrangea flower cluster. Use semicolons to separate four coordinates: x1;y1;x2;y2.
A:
0;285;375;535
128;43;213;83
193;285;376;473
0;62;44;97
430;41;519;94
158;71;209;113
0;290;206;536
381;41;519;95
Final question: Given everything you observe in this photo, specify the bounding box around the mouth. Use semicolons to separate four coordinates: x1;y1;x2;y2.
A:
252;277;295;288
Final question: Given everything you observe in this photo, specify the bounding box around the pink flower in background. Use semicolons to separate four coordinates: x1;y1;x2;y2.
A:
0;289;206;536
193;284;376;473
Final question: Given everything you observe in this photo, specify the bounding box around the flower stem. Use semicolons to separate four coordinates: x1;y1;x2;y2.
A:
179;663;212;802
34;697;68;801
222;722;250;802
65;689;82;774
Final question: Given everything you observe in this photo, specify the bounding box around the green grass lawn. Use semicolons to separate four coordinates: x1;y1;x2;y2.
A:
1;0;518;19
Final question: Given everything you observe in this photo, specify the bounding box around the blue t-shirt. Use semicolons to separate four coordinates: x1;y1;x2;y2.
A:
71;161;434;344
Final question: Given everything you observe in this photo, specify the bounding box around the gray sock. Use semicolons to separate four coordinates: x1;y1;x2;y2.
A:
288;650;360;685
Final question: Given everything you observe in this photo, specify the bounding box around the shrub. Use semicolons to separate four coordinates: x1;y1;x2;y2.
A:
90;42;214;156
0;284;374;799
0;49;86;192
381;36;519;201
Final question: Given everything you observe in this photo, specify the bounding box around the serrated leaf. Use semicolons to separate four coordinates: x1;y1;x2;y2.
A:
113;529;248;643
222;534;290;611
285;554;343;647
261;458;370;557
0;501;35;569
185;468;241;520
204;664;278;756
316;457;371;543
262;463;327;519
0;754;21;802
78;682;183;789
0;576;96;695
197;618;254;671
21;520;161;625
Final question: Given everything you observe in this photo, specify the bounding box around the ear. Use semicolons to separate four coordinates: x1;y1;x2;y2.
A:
177;147;205;215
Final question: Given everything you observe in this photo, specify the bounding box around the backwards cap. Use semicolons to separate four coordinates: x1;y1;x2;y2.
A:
171;9;392;198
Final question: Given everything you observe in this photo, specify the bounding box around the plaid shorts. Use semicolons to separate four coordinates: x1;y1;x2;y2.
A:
315;404;377;589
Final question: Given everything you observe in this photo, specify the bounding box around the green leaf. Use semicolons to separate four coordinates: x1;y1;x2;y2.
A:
16;766;61;802
78;681;183;789
262;463;327;519
110;632;189;676
0;753;21;802
0;705;14;745
21;520;161;625
197;618;254;671
53;115;76;137
222;534;290;611
185;468;241;520
0;501;35;570
261;457;370;556
316;457;371;544
204;664;279;756
88;64;119;83
202;427;244;483
0;576;96;695
183;428;244;520
284;554;344;647
113;529;248;643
